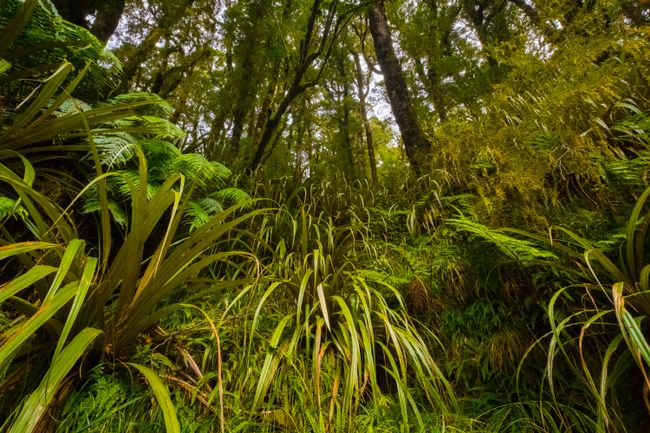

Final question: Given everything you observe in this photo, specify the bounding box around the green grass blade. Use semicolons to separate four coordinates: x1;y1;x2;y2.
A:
316;282;331;331
43;239;84;303
252;314;293;409
53;256;97;360
625;187;650;277
2;62;73;141
0;282;78;368
0;265;57;304
127;363;181;433
8;327;102;433
0;0;37;55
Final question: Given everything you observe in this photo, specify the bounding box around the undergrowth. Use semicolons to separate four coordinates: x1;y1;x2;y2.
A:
2;1;650;432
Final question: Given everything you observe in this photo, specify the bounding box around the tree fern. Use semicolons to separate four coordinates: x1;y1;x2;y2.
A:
82;142;249;232
109;92;175;117
1;0;121;100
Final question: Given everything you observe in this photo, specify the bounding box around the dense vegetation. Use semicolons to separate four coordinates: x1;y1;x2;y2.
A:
1;0;649;431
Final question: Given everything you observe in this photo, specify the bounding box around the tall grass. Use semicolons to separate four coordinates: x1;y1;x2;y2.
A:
456;186;650;432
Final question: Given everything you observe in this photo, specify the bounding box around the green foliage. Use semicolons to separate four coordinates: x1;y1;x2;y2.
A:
0;4;261;433
448;217;558;264
188;176;459;430
3;1;650;432
540;188;650;431
82;126;249;231
426;12;650;229
461;186;650;432
0;0;121;100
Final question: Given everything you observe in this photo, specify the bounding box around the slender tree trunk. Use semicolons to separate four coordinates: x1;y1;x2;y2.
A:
414;58;447;122
339;82;355;182
248;0;343;170
368;0;431;174
230;0;266;159
353;52;378;183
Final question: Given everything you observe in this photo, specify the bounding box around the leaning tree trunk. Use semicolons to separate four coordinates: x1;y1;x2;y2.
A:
368;0;431;174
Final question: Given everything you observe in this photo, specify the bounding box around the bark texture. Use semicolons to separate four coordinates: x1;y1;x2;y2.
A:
368;0;430;173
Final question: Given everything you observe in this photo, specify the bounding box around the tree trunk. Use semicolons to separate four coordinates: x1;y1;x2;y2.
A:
353;52;378;183
230;0;266;159
338;80;356;182
368;0;430;174
52;0;125;43
248;0;341;169
414;58;447;122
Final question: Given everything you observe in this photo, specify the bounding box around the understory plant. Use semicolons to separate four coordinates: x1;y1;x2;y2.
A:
451;186;650;432
218;177;460;431
538;186;650;432
0;3;261;432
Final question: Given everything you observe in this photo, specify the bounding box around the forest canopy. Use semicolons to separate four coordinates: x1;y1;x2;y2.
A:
1;1;650;432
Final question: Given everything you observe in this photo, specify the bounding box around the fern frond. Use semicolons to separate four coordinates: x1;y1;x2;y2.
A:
81;195;128;228
448;217;558;263
110;169;156;199
183;201;211;233
603;153;650;187
52;98;92;117
213;187;250;204
1;0;121;99
93;132;138;168
195;197;224;215
207;161;233;181
140;139;182;161
109;92;174;118
166;154;227;188
611;110;650;147
0;196;28;221
137;116;184;140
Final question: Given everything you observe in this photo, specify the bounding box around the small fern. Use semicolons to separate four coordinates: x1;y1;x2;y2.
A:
0;196;27;221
